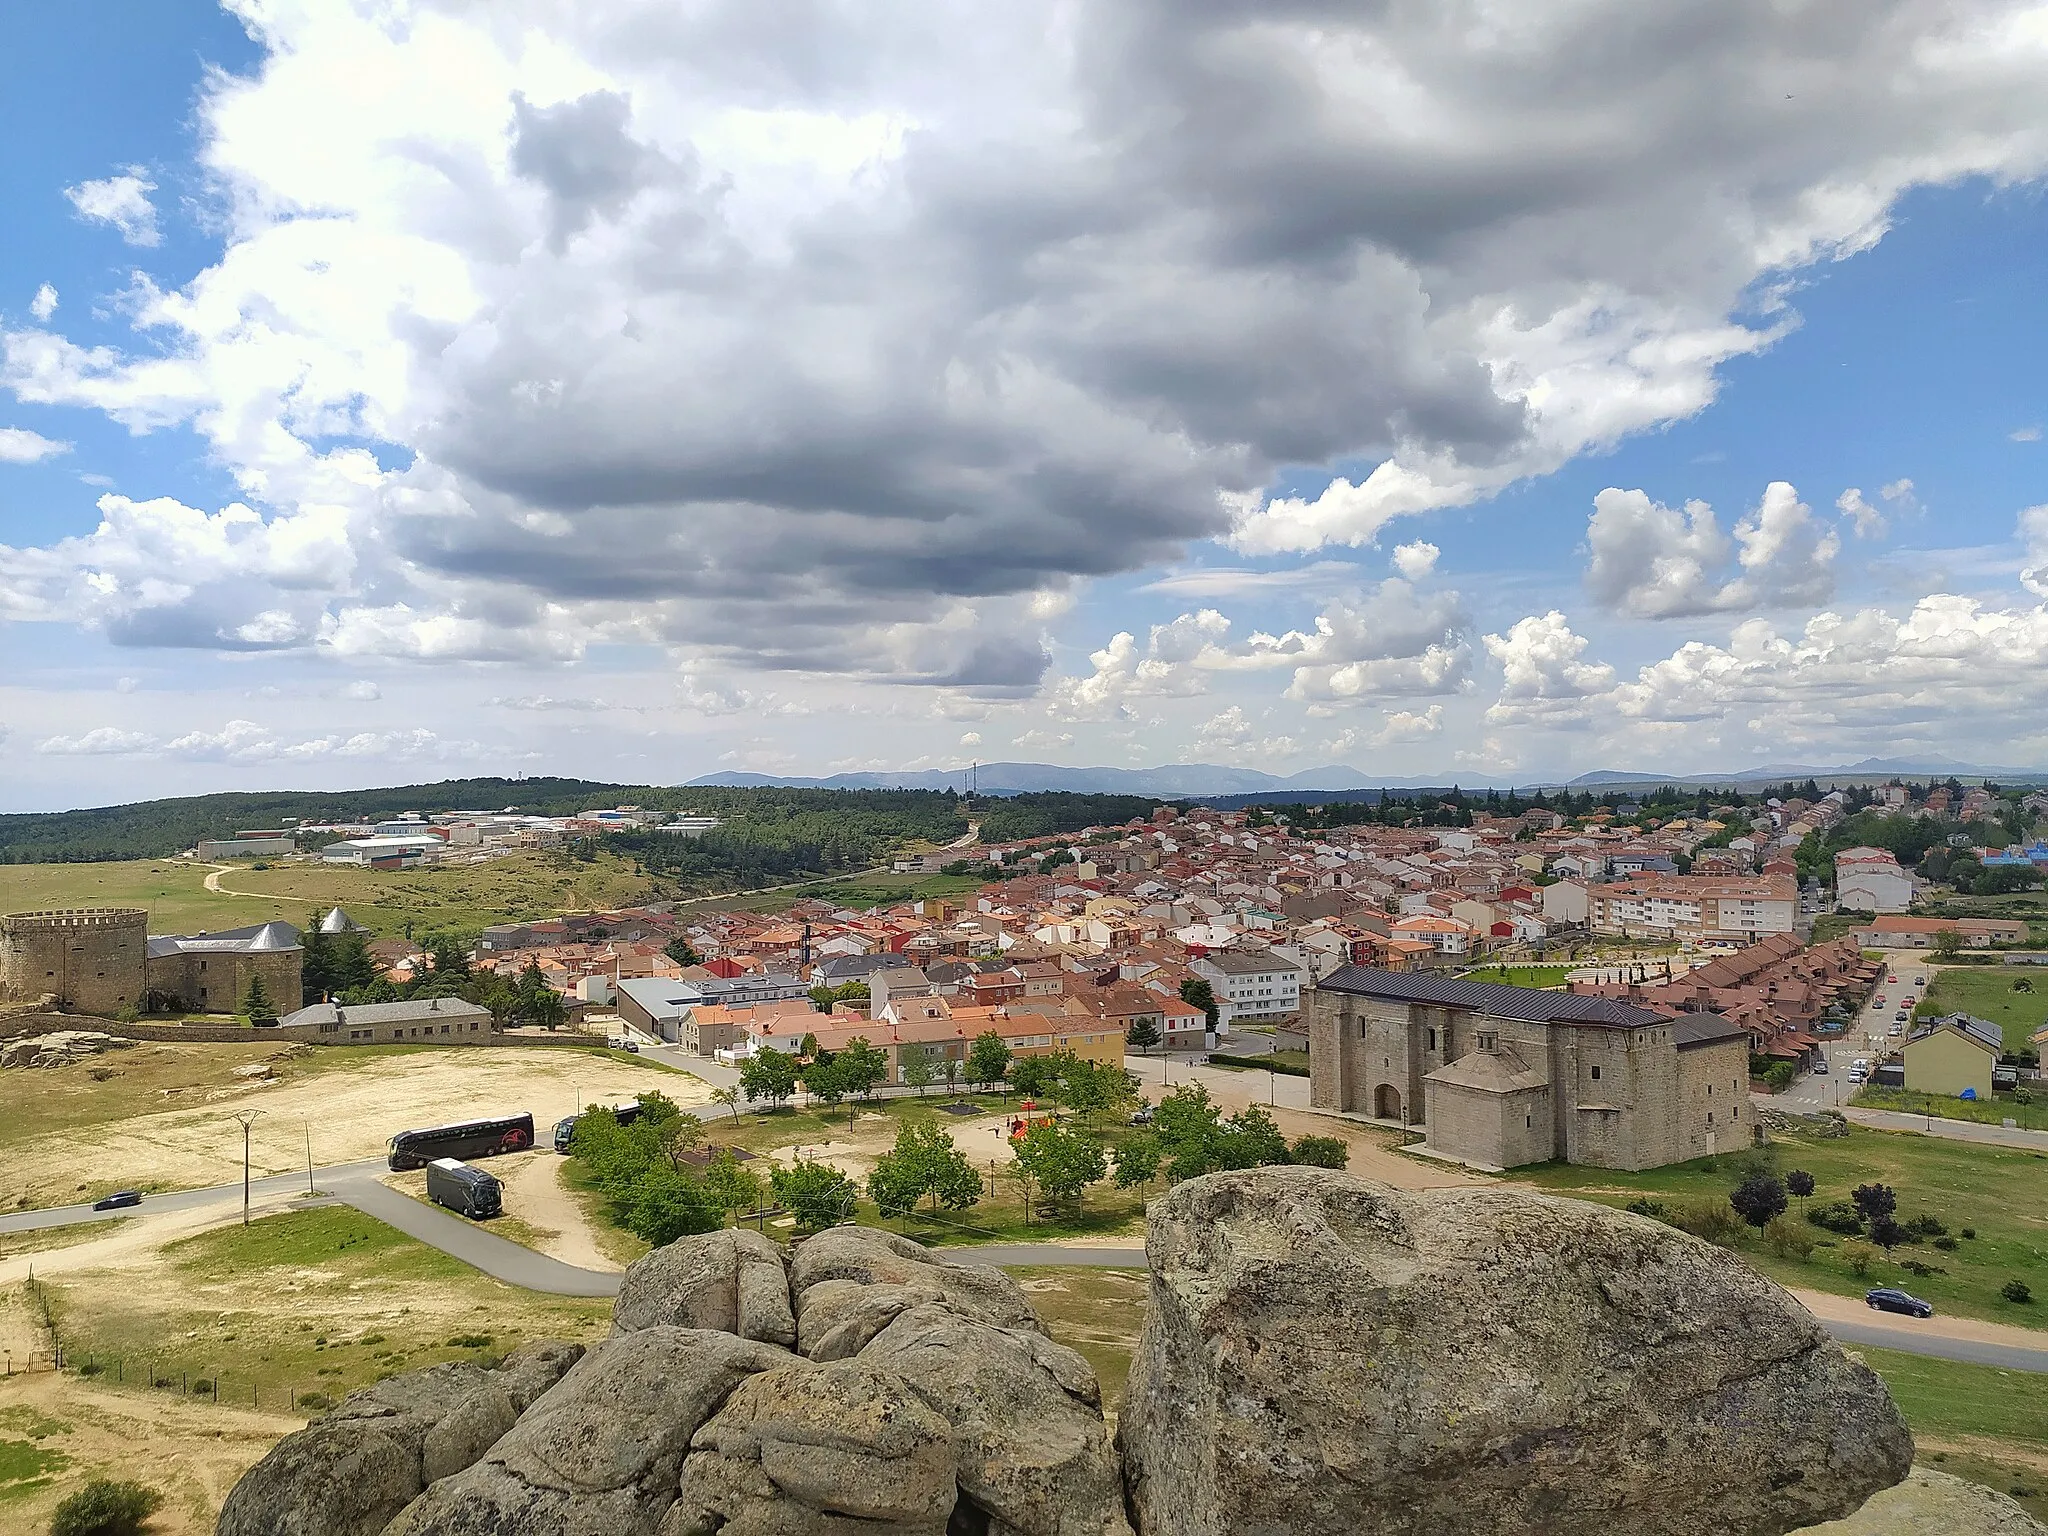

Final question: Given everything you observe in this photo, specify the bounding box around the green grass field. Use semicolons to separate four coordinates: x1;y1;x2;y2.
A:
1852;1086;2048;1132
1515;1124;2048;1328
1914;967;2048;1051
1459;963;1575;989
0;851;668;939
712;870;987;914
48;1206;609;1412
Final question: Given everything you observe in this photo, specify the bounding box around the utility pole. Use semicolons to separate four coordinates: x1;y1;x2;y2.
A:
304;1120;314;1196
232;1111;261;1227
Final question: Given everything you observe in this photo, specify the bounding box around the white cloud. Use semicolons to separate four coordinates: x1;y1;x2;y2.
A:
2019;505;2048;598
1836;487;1886;540
1012;728;1075;752
2012;425;2043;443
1482;612;1616;726
1391;541;1441;580
337;679;381;701
28;285;56;322
63;169;161;247
0;427;70;464
1583;481;1838;617
1047;610;1233;721
1253;581;1473;704
1191;706;1298;765
37;727;158;756
1327;704;1447;757
959;731;982;747
4;0;2044;691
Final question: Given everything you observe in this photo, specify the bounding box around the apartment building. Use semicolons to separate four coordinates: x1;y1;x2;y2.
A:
1585;874;1796;945
1189;948;1305;1025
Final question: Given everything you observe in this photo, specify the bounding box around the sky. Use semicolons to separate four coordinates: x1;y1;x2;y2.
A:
3;0;2048;812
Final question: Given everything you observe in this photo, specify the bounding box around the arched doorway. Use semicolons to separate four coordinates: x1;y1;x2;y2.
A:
1374;1083;1404;1122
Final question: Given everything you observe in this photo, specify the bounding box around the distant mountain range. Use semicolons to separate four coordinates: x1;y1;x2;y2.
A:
690;754;2047;799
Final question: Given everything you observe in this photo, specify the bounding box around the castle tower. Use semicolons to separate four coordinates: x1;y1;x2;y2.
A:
0;908;149;1015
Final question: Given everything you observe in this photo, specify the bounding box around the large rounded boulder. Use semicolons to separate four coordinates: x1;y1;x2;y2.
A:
1117;1166;1914;1536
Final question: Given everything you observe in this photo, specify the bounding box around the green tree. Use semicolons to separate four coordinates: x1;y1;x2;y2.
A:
299;927;333;1005
1931;928;1963;961
836;1036;891;1100
710;1086;741;1122
703;1148;764;1224
1125;1015;1162;1053
625;1167;723;1245
803;1054;849;1113
740;1047;800;1108
1180;977;1219;1031
867;1119;983;1215
1729;1173;1789;1231
1012;1120;1108;1212
525;987;568;1032
331;928;378;992
427;935;473;979
902;1051;938;1096
966;1030;1013;1092
240;972;279;1024
771;1159;860;1229
1111;1134;1162;1189
1009;1055;1055;1100
665;936;703;967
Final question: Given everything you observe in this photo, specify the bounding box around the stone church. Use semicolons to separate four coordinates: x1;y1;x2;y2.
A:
1308;966;1749;1171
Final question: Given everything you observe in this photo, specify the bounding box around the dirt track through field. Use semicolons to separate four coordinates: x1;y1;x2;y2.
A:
0;1050;706;1209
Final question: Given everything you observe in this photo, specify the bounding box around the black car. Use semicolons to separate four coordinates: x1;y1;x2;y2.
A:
1865;1287;1933;1318
92;1190;142;1211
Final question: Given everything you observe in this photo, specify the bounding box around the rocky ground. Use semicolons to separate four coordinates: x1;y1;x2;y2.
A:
213;1167;2044;1536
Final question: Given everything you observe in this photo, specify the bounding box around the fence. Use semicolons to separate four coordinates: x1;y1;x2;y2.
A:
13;1273;331;1417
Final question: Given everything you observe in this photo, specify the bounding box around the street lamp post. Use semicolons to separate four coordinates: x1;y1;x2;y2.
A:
231;1110;261;1227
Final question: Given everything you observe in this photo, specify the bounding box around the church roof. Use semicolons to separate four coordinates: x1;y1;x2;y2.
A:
1319;966;1663;1030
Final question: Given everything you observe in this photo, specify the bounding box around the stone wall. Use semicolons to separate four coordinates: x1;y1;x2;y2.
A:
1674;1034;1753;1160
144;946;304;1013
0;1012;607;1050
0;908;147;1015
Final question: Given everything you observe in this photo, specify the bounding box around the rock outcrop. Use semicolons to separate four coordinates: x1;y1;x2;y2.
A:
611;1227;796;1346
215;1341;582;1536
220;1173;1923;1536
0;1029;135;1069
1118;1167;1914;1536
1804;1468;2047;1535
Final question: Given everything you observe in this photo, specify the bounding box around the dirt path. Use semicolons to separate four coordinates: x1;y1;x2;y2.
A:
0;1190;309;1290
493;1153;618;1271
200;863;316;902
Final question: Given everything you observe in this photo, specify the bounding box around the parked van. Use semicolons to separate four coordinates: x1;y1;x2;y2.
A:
426;1158;503;1219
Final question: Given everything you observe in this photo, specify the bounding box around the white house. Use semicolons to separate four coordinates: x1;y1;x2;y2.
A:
1835;847;1914;914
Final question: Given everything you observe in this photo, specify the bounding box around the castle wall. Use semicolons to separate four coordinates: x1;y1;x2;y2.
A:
0;909;147;1015
144;948;303;1014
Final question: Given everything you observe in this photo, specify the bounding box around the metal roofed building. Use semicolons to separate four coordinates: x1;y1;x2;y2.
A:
1308;966;1751;1172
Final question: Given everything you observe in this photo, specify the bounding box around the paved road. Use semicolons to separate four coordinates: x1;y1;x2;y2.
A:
1759;958;2048;1150
0;1159;388;1234
333;1174;620;1298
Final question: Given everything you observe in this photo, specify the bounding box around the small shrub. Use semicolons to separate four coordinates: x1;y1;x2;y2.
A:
1961;1227;1977;1239
1840;1240;1878;1277
358;1333;385;1346
49;1479;163;1536
1286;1135;1349;1169
296;1392;333;1411
74;1362;104;1377
1806;1201;1863;1235
1898;1259;1946;1278
1624;1197;1669;1219
1762;1216;1817;1262
447;1333;495;1349
1932;1235;1958;1251
1668;1197;1745;1247
191;1379;213;1394
2003;1280;2034;1304
1907;1214;1946;1238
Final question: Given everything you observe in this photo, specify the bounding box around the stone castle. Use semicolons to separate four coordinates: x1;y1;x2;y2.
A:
1308;966;1750;1172
0;907;302;1016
